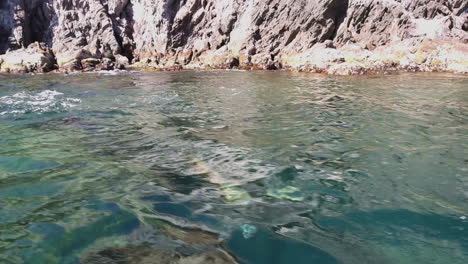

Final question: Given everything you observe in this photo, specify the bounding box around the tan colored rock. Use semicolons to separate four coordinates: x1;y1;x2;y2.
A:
159;224;220;245
57;49;95;67
0;42;55;73
178;250;238;264
115;54;129;66
61;59;82;72
81;247;238;264
81;58;101;70
0;0;466;74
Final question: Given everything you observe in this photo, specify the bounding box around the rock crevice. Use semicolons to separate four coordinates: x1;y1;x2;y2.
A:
0;0;467;74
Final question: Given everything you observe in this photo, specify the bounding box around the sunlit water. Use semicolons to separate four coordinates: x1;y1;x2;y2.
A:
0;71;467;264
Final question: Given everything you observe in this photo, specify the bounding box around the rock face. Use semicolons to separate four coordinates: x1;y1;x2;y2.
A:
0;0;467;74
0;42;56;73
335;0;468;48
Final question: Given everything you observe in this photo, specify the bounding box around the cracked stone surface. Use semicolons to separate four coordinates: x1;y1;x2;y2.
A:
0;0;467;74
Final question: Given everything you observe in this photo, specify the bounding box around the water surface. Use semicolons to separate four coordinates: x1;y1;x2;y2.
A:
0;71;467;264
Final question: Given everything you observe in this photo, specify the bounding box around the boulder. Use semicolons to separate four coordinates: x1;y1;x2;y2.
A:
97;58;115;71
56;49;94;70
0;42;55;73
81;58;101;70
115;54;129;66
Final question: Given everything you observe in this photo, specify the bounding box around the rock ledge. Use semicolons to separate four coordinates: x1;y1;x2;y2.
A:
0;0;466;75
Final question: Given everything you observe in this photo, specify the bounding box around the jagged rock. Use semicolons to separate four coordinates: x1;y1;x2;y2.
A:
335;0;468;48
57;49;94;70
266;61;282;70
61;59;82;72
97;58;115;71
0;0;466;74
115;54;129;65
229;57;240;69
0;42;55;73
323;40;336;49
81;58;101;70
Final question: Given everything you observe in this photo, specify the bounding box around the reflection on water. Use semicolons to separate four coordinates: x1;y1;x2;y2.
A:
0;71;467;264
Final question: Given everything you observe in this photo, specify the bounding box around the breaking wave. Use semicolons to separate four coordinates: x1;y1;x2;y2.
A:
0;90;81;116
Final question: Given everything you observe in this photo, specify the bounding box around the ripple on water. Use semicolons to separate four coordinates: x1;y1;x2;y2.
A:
227;227;339;264
0;156;60;173
0;90;81;117
0;72;466;264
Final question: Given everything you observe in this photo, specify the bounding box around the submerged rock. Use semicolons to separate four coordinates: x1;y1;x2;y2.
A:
81;247;179;264
81;247;238;264
158;222;220;245
223;187;252;204
25;208;140;263
267;186;304;202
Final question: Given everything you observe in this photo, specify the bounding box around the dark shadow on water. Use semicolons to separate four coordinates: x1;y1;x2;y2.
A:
227;227;339;264
153;202;220;227
150;169;212;195
318;209;468;249
24;202;140;264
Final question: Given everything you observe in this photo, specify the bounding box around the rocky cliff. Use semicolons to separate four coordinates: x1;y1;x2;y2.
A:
0;0;467;74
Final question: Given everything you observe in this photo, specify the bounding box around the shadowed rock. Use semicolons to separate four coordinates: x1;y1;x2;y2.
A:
0;0;466;74
0;42;56;73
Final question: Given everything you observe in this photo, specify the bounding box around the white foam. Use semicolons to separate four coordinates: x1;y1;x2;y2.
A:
0;90;81;116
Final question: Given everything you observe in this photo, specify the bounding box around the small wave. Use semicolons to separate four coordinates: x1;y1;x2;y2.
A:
81;70;127;75
0;90;81;116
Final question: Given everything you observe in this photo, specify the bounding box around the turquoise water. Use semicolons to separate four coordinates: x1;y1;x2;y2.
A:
0;71;467;264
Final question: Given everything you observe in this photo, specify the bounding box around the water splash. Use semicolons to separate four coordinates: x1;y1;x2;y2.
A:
0;90;81;116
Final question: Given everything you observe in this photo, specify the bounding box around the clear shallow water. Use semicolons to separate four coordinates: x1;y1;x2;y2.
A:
0;71;467;264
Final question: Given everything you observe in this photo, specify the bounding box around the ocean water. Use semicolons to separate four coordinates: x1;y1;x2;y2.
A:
0;71;467;264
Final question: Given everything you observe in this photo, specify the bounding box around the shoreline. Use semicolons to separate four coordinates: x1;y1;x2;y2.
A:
1;40;467;76
1;63;467;77
0;68;468;78
1;0;467;77
1;65;467;77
